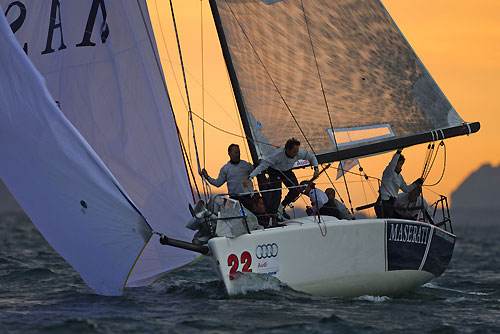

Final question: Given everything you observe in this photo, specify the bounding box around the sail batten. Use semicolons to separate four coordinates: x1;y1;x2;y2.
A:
209;0;473;159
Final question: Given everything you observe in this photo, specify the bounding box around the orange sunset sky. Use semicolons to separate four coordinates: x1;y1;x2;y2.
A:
146;0;500;214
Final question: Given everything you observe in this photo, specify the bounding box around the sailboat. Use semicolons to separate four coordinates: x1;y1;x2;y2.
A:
0;0;479;297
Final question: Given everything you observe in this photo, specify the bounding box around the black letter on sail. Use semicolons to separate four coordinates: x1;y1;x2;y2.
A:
76;0;109;47
4;1;28;54
41;0;67;55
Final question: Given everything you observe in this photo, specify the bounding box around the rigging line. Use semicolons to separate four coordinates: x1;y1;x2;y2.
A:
299;0;354;214
422;186;440;197
424;142;447;187
312;189;327;237
422;148;434;181
360;173;368;207
153;0;188;110
187;113;191;161
422;144;434;179
169;0;207;200
223;0;316;154
178;127;202;200
285;164;333;210
422;132;436;175
358;161;378;198
190;110;278;147
169;0;192;112
176;124;200;201
424;142;441;181
159;56;242;128
427;142;443;180
323;168;345;205
136;0;196;200
422;142;436;180
421;143;433;178
186;111;208;200
338;161;354;214
201;0;206;168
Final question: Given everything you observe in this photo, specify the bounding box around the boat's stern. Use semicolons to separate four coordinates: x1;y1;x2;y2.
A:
386;220;456;277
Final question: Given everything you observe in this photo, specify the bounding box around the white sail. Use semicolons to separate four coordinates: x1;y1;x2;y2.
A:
1;0;197;287
0;10;152;296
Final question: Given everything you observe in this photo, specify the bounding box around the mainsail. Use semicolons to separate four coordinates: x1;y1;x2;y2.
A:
0;11;151;296
209;0;479;163
2;0;197;289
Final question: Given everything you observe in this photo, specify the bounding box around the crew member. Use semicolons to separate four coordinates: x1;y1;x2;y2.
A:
324;188;352;220
299;181;329;215
202;144;255;212
243;138;319;219
394;186;433;223
377;149;422;218
251;194;273;228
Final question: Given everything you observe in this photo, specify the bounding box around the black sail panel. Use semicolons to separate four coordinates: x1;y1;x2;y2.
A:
210;0;470;161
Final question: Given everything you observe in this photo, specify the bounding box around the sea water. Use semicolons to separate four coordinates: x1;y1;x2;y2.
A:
0;213;499;333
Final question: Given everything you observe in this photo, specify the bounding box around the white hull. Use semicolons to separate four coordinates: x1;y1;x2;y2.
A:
207;217;455;297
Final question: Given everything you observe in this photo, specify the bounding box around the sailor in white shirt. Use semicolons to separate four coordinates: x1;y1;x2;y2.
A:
377;149;422;218
299;181;328;214
202;144;256;212
243;138;319;218
395;186;433;223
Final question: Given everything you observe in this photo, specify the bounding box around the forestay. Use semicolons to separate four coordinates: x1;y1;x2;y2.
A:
0;11;152;296
210;0;464;160
2;0;197;287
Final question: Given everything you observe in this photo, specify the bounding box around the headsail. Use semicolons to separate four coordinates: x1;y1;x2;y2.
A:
209;0;478;163
0;11;151;296
2;0;197;287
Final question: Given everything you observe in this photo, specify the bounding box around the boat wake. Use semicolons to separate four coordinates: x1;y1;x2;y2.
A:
228;273;288;296
423;283;491;296
354;295;391;303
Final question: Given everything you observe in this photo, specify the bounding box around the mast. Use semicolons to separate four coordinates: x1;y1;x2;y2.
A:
208;0;259;165
316;122;480;164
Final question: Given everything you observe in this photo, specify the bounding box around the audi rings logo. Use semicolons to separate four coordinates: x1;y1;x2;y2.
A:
256;243;278;259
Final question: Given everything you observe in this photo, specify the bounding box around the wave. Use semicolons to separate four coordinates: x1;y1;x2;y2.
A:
354;295;391;303
162;280;228;299
444;296;467;303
